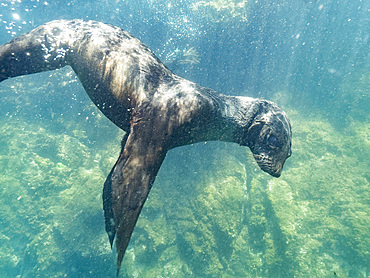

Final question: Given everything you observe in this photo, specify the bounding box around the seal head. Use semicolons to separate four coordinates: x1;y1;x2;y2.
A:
244;101;291;177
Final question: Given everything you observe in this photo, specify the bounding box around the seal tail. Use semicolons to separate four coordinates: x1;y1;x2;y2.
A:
0;21;71;83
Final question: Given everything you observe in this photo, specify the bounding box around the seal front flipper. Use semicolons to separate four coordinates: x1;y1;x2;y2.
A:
103;133;129;247
109;124;167;275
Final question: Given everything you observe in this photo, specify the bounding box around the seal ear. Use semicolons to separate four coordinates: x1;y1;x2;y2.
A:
245;120;264;148
244;100;276;143
235;100;268;147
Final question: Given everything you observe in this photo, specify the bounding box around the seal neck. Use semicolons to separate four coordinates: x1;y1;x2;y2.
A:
217;94;260;143
193;90;260;145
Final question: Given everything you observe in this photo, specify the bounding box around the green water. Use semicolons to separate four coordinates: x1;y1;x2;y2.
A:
0;0;369;277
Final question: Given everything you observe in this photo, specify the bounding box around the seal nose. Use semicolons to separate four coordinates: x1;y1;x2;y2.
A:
269;163;282;178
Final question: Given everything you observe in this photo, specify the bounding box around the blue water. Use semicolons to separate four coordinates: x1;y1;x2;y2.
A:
0;0;368;277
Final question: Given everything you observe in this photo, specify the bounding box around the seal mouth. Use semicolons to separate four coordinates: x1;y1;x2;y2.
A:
270;169;281;178
253;153;282;178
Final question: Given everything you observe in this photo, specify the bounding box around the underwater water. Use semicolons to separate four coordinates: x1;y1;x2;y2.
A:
0;0;368;277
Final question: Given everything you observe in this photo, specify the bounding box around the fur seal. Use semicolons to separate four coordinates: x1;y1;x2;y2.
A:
0;20;292;274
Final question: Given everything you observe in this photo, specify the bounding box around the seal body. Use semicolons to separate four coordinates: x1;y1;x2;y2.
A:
0;20;292;274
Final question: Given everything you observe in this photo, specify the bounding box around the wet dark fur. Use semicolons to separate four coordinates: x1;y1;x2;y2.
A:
0;20;292;274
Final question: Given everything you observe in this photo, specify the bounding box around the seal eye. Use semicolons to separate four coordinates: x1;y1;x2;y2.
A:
268;135;280;148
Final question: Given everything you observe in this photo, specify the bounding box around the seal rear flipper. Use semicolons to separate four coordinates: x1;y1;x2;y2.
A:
0;22;71;82
110;130;167;275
